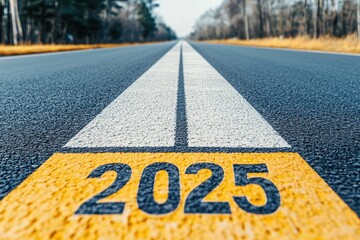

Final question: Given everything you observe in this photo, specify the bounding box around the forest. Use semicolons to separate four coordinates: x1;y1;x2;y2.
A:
191;0;360;40
0;0;177;45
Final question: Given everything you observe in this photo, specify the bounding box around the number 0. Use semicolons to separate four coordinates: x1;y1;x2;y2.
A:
137;162;180;215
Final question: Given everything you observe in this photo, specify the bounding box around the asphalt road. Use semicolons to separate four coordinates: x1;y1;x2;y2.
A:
0;40;359;222
191;42;360;215
0;42;175;200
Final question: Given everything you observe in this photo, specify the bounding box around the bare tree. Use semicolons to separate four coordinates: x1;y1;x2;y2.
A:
277;0;285;37
358;0;360;39
313;0;318;38
243;0;249;39
303;0;309;35
224;0;242;38
331;0;337;35
0;0;176;45
9;0;22;44
0;0;4;43
257;0;264;38
191;0;359;41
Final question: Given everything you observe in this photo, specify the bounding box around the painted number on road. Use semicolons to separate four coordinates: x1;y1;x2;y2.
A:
1;152;359;239
75;162;280;215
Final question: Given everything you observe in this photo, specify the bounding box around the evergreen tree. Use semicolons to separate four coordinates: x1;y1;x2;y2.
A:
137;0;156;39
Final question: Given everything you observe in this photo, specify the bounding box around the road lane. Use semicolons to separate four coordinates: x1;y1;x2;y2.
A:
0;42;176;199
65;42;181;148
190;42;360;215
0;41;359;239
182;42;290;148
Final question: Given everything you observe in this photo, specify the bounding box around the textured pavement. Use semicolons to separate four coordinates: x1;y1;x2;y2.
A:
0;42;175;200
191;42;360;214
0;41;359;238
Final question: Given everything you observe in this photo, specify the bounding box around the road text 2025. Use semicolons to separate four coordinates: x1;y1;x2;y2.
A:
76;162;280;216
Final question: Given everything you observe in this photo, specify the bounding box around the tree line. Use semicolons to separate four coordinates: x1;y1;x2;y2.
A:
191;0;360;40
0;0;177;45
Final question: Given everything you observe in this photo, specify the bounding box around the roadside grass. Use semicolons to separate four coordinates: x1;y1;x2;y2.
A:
0;43;150;56
207;35;360;54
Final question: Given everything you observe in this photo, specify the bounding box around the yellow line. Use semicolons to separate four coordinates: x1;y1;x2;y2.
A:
0;152;358;239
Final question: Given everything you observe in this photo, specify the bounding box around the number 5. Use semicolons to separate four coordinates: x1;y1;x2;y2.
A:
233;164;280;214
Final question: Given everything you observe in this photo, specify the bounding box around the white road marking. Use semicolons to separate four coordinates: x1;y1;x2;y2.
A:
182;41;290;148
65;41;290;149
65;42;181;148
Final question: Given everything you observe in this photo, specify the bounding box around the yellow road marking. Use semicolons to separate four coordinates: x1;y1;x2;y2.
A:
0;152;359;239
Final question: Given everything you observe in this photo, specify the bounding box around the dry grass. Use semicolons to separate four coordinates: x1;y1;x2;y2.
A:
208;35;360;54
0;43;151;56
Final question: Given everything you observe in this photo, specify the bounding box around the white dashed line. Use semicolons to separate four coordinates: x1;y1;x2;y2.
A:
182;41;290;148
65;42;181;148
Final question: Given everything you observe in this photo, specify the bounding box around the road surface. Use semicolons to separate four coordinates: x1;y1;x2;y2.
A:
0;41;359;239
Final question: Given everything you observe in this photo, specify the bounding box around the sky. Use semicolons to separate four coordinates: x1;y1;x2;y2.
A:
155;0;223;37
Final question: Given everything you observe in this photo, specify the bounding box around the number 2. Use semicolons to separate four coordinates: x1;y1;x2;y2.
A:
75;163;132;215
184;163;231;214
75;162;281;215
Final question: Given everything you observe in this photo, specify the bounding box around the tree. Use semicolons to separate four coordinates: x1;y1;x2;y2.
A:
243;0;249;39
102;0;128;42
358;0;360;39
331;0;338;36
0;0;5;42
302;0;309;35
2;0;173;45
257;0;264;38
108;20;122;41
191;0;359;41
8;0;22;44
314;0;324;38
137;0;156;40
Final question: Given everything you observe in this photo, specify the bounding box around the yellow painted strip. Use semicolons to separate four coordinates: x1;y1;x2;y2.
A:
0;153;359;239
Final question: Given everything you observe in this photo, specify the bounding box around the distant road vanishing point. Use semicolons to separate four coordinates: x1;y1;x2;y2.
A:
0;40;359;239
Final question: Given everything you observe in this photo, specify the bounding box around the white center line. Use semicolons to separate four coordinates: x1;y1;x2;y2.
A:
65;42;181;148
65;41;290;149
182;41;290;148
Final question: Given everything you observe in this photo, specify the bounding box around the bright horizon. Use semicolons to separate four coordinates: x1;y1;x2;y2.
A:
155;0;223;37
